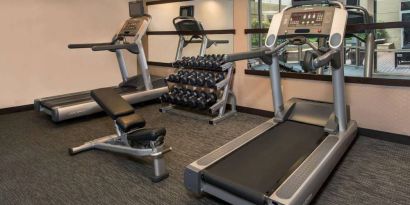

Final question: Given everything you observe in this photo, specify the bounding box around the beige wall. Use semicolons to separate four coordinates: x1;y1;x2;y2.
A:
2;0;410;136
147;0;234;62
0;0;137;108
232;0;410;136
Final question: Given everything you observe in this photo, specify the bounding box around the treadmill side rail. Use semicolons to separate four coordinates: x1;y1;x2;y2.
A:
269;121;358;205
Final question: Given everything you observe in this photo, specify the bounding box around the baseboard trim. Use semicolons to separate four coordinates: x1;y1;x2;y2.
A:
148;61;173;67
236;106;410;145
358;128;410;145
236;105;274;118
2;103;410;145
0;104;34;115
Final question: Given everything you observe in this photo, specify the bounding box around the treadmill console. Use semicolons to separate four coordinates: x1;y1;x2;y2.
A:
175;19;204;32
266;4;347;49
279;7;335;37
118;18;144;37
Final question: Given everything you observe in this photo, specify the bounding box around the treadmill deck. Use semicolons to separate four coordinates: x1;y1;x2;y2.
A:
202;121;326;204
38;75;165;109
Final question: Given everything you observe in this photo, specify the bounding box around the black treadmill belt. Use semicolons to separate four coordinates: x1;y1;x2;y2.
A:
39;86;141;109
40;92;93;108
152;77;167;88
202;121;325;205
39;75;165;109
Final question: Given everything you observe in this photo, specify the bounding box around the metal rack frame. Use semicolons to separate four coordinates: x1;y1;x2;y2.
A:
160;62;237;125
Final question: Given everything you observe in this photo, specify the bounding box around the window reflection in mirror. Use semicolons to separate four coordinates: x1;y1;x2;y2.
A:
147;0;234;63
247;0;410;79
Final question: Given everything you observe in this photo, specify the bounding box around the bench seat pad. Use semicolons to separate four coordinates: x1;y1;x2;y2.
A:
128;128;166;142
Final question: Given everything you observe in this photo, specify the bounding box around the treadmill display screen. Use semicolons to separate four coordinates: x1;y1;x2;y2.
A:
288;11;325;27
129;1;144;18
292;0;328;6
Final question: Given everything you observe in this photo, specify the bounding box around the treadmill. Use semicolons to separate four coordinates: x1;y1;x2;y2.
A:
184;1;358;205
34;1;168;122
173;16;229;60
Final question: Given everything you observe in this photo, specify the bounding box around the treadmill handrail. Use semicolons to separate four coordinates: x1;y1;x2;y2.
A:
211;40;229;44
224;48;270;62
206;39;229;48
313;49;339;68
68;42;113;49
92;43;139;53
224;40;289;63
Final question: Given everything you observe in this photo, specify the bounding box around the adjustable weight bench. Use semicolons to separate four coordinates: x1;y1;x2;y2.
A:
69;88;171;182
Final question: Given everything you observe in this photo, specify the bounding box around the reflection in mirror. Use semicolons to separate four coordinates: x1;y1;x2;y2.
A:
374;29;410;76
247;0;374;77
246;0;410;79
147;0;234;63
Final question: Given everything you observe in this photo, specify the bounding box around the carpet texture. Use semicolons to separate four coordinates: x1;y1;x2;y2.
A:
0;104;409;205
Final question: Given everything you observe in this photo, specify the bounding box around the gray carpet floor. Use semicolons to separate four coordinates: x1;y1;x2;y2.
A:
0;104;409;205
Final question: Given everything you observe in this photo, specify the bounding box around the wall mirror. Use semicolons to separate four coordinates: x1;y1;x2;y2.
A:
146;0;234;64
246;0;410;81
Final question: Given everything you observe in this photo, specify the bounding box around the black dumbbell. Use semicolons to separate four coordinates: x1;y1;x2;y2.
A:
177;89;194;106
181;89;195;106
199;60;206;68
180;73;189;84
171;87;184;96
196;92;209;110
197;71;205;78
188;71;200;85
192;60;199;68
187;91;200;108
167;74;180;83
211;61;220;70
173;60;182;67
196;76;205;86
204;73;216;87
206;92;218;106
174;93;184;105
188;76;197;86
197;92;217;109
205;60;213;69
187;60;194;68
159;93;170;103
180;70;189;76
217;54;225;61
215;73;225;83
176;71;184;79
205;78;215;88
169;92;177;101
190;71;198;77
181;71;193;85
168;93;177;104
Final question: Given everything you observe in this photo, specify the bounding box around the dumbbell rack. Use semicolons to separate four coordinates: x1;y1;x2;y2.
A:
159;56;237;125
